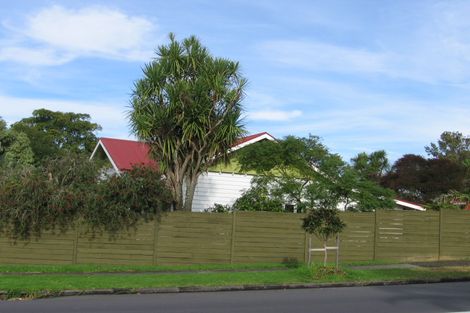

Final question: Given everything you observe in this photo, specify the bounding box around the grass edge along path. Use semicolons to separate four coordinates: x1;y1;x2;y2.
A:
0;262;290;274
1;264;470;300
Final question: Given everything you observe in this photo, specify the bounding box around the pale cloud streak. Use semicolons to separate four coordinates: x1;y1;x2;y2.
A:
248;109;302;121
259;1;470;84
0;5;158;66
260;40;389;74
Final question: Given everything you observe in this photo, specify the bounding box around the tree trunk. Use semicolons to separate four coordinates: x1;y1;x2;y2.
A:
323;240;328;266
173;182;184;211
182;174;199;211
167;171;184;211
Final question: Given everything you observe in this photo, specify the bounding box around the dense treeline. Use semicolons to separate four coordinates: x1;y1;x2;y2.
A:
1;108;469;239
0;154;171;240
0;111;172;240
381;131;470;208
212;132;469;213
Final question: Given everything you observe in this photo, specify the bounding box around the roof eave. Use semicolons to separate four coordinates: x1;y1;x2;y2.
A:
90;140;121;175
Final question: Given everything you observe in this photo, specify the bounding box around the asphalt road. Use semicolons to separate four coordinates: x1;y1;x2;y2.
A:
2;282;470;313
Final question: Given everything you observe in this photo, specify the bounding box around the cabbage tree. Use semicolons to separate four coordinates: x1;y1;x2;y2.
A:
129;34;246;211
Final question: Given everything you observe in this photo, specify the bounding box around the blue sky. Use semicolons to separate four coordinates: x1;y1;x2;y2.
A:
1;0;469;161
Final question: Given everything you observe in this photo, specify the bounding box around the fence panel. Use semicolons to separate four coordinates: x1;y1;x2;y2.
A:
440;210;470;260
232;212;305;263
76;222;155;265
340;212;375;261
156;212;233;264
375;211;439;261
0;230;76;264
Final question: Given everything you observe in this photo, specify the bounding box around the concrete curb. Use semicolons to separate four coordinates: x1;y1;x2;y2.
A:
3;276;470;301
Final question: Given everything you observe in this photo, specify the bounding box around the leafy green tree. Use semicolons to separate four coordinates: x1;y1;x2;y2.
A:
351;150;390;183
425;131;470;192
236;135;395;212
3;131;34;168
425;131;470;164
129;34;246;211
0;117;11;158
232;176;285;212
0;117;34;168
302;208;346;265
11;109;101;162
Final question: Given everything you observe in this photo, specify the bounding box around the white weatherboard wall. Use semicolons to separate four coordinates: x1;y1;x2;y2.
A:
191;172;254;212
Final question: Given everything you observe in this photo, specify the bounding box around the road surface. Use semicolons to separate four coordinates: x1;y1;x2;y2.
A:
2;282;470;313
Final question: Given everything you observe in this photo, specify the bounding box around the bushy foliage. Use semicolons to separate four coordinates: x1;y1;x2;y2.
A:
235;135;395;212
85;166;171;234
302;208;346;266
382;154;466;203
427;190;470;210
0;155;91;240
232;177;285;212
302;208;346;243
0;154;171;240
204;203;233;213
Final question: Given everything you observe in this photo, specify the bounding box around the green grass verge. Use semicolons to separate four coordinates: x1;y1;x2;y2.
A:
0;262;289;274
1;265;470;299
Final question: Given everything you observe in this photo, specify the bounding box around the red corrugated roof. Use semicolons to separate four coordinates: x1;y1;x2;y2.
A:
464;203;470;211
234;132;273;146
100;138;157;171
99;132;272;172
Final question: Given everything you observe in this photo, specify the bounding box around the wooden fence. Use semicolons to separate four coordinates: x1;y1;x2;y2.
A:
0;210;469;265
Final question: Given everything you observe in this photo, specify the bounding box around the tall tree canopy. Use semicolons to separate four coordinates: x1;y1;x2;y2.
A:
234;135;395;212
425;131;470;164
11;109;101;163
0;117;9;158
129;34;246;211
2;131;34;168
382;154;466;203
351;150;390;183
0;117;34;168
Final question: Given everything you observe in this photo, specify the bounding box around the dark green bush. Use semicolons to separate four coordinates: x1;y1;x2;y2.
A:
0;154;171;240
85;165;171;235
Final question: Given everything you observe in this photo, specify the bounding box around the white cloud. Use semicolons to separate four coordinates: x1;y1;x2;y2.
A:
259;2;470;84
0;46;74;66
248;109;302;121
0;5;157;66
260;40;389;74
0;95;132;139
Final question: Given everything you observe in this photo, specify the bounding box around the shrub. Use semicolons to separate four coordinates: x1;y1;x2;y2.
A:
0;154;172;240
302;208;346;266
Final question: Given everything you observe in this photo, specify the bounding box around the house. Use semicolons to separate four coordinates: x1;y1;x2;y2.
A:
90;133;426;212
90;132;275;212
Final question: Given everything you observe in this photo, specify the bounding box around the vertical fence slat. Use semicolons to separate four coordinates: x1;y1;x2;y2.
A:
153;217;159;265
230;212;237;264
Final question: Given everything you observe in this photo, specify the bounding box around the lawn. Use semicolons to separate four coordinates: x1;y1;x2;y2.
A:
0;262;288;274
1;262;470;299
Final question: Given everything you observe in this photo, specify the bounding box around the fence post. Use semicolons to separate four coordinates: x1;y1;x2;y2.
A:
72;221;80;264
304;232;309;264
153;217;160;265
438;209;443;261
230;211;237;264
373;209;378;261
